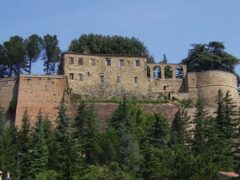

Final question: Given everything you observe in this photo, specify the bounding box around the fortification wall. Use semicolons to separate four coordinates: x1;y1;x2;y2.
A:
15;75;67;126
84;102;179;130
0;78;16;111
188;71;239;107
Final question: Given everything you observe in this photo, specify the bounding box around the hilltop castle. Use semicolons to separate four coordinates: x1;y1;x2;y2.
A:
0;52;239;126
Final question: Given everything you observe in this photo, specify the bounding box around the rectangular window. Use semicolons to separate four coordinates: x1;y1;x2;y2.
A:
134;76;138;84
117;76;121;83
69;57;74;64
135;59;140;66
91;58;96;66
106;58;111;66
69;73;74;80
100;75;104;83
79;74;83;81
78;58;83;65
119;59;125;66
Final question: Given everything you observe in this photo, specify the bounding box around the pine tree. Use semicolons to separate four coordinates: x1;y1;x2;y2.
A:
55;99;82;179
28;112;49;178
151;113;170;148
109;98;143;175
170;108;191;146
0;122;18;178
192;100;210;154
211;90;239;170
74;101;100;164
17;110;32;179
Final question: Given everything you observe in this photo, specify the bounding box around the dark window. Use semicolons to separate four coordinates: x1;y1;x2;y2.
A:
69;73;74;80
106;58;111;66
91;58;96;66
135;59;140;66
119;59;125;66
87;72;90;76
100;75;104;83
117;76;121;83
79;74;83;81
69;57;74;64
134;76;138;84
78;58;83;65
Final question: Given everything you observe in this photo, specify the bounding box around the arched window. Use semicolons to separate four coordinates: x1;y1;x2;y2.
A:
176;66;184;78
153;66;161;80
147;66;151;78
164;66;173;79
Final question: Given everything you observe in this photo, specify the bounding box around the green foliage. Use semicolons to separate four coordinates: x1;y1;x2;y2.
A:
109;98;144;175
25;34;42;74
17;110;32;179
74;101;100;164
27;112;49;178
3;36;26;76
68;34;155;63
55;99;82;179
0;95;239;179
42;34;61;74
170;108;192;145
182;42;239;73
0;122;18;178
35;170;59;180
78;162;135;180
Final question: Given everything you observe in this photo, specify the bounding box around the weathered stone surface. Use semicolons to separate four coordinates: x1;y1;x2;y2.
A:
0;78;15;111
15;75;67;126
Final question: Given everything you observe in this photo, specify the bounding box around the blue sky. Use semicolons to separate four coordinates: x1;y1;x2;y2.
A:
1;0;240;74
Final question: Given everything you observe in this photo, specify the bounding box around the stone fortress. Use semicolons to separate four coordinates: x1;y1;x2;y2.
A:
0;52;239;126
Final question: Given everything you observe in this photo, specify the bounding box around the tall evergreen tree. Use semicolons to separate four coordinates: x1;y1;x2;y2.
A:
0;122;18;178
74;101;100;164
17;110;32;179
28;112;49;178
192;100;210;154
55;99;82;179
170;109;191;146
109;98;143;175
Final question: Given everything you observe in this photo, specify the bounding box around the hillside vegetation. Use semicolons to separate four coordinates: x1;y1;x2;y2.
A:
0;90;239;179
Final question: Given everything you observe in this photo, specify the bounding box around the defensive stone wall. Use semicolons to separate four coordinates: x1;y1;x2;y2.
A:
15;75;67;126
0;78;16;111
188;70;239;107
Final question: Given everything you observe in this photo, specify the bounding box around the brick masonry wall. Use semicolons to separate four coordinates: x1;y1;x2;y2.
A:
0;78;16;111
91;102;179;130
15;75;67;126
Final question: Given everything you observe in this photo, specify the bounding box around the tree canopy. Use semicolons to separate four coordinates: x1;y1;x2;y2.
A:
68;34;155;63
182;42;239;73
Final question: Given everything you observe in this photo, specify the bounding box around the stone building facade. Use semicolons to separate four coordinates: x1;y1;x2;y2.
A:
63;52;188;100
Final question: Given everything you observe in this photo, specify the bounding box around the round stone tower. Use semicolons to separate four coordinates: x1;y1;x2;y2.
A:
188;70;239;107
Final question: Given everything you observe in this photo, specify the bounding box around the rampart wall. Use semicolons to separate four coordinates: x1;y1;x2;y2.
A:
15;75;67;126
0;78;16;111
188;71;239;107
